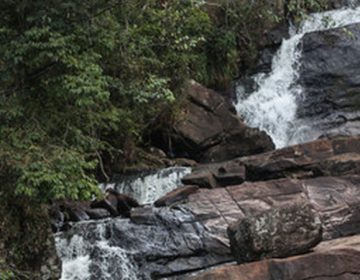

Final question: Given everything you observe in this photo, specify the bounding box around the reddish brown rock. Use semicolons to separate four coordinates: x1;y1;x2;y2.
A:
154;185;199;207
182;136;360;189
191;235;360;280
187;175;360;241
243;136;360;181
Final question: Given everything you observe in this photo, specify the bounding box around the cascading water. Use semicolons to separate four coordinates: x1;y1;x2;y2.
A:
55;221;141;280
99;166;192;205
235;5;360;148
55;166;191;280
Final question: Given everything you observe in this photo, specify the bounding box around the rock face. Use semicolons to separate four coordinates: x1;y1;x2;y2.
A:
56;136;360;279
298;22;360;139
161;80;274;162
183;136;360;188
191;235;360;280
57;174;360;279
227;203;322;263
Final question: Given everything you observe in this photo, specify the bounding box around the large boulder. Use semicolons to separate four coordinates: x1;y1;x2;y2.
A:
158;80;274;163
227;203;322;263
298;22;360;139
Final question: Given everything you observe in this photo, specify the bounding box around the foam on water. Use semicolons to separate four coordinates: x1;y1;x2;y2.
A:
55;222;140;280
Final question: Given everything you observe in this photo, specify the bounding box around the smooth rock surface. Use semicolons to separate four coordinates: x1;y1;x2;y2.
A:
298;22;360;139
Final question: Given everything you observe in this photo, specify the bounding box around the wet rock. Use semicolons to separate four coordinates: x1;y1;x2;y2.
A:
130;206;158;225
184;137;360;188
154;185;199;207
90;190;139;217
85;208;111;220
227;203;322;264
58;208;233;279
298;22;360;139
182;161;246;188
191;235;360;280
241;136;360;181
90;199;119;216
159;80;274;162
182;170;218;188
61;201;90;222
49;203;65;232
254;21;290;74
107;189;139;215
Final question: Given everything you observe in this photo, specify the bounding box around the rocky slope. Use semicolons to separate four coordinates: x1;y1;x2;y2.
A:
56;136;360;279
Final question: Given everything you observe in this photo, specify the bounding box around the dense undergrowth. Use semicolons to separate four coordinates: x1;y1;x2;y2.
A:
0;0;327;277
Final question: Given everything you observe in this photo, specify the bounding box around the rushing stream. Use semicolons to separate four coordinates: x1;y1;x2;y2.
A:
235;4;360;148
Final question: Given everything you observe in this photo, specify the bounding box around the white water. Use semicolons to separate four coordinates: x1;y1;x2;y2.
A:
56;222;140;280
56;167;191;280
100;166;191;205
235;5;360;148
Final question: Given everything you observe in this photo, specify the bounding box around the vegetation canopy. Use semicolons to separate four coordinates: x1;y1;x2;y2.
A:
0;0;327;203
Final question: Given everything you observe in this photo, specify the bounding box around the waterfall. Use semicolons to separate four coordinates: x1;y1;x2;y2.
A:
55;221;141;280
56;167;191;280
235;6;360;148
99;166;192;205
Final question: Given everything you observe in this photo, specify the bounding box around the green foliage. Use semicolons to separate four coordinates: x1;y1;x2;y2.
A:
285;0;328;23
0;268;15;280
0;0;212;203
0;0;329;204
0;0;119;202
